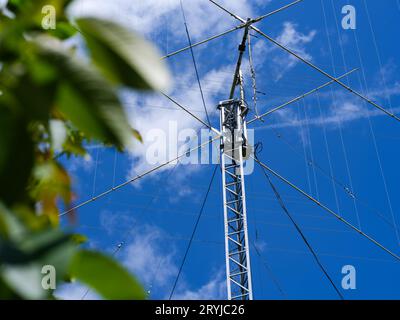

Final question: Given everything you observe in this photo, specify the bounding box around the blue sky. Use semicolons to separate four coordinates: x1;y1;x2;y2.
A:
57;0;400;300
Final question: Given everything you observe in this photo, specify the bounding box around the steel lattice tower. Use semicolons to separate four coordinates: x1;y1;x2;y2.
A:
218;27;253;300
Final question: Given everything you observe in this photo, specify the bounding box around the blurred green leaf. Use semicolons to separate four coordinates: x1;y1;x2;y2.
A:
76;17;170;91
0;276;18;299
2;263;45;299
62;126;87;157
70;234;87;245
32;161;72;224
0;203;26;242
47;21;77;40
0;107;34;206
14;74;57;121
0;0;162;300
0;225;77;299
33;36;136;149
132;128;143;143
70;250;145;300
0;214;8;238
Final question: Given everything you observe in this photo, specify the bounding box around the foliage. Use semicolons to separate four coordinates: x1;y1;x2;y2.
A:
0;0;170;299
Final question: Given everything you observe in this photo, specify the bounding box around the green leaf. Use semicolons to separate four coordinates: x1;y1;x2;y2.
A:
0;228;75;266
0;276;19;299
62;126;87;157
0;106;34;205
76;17;170;91
0;203;25;240
14;74;57;121
70;250;145;300
32;36;136;149
70;234;87;245
132;128;143;143
0;227;77;299
47;21;77;40
1;262;46;299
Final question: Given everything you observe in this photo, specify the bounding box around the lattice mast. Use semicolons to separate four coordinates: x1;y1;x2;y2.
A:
218;26;253;300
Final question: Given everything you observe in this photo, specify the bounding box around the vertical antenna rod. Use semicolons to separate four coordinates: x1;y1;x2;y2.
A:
229;21;250;99
219;26;253;300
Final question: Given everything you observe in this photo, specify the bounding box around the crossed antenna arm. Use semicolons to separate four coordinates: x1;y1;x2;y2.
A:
208;0;400;123
160;0;310;134
162;0;303;60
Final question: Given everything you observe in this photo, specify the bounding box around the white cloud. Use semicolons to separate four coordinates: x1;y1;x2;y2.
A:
371;82;400;99
173;271;226;300
57;257;227;301
245;21;317;82
58;222;179;300
121;224;178;289
69;0;254;41
277;22;316;49
56;220;177;300
122;65;232;181
99;209;135;236
66;152;94;173
271;22;316;81
260;102;400;131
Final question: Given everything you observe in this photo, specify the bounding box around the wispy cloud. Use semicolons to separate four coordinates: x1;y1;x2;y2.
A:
258;103;400;131
273;22;316;80
124;65;232;178
121;224;178;290
56;221;180;300
173;270;226;300
99;209;136;236
252;22;317;81
69;0;254;41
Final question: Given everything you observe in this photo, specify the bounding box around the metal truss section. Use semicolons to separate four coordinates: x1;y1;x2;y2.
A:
219;98;253;300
